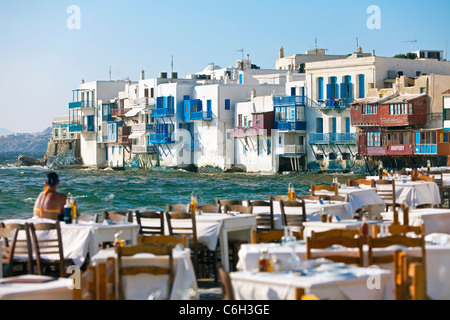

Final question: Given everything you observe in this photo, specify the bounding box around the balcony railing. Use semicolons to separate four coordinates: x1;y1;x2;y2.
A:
414;144;437;154
275;121;306;131
184;111;213;122
283;145;306;155
131;123;155;133
149;133;175;144
132;145;157;154
111;108;131;117
129;97;156;107
69;101;95;109
316;98;354;110
309;133;357;145
69;124;94;133
273;96;306;106
152;108;174;117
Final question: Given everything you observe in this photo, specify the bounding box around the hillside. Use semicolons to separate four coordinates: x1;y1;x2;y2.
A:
0;127;52;154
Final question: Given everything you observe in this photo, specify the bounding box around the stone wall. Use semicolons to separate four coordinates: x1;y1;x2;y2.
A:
43;138;83;168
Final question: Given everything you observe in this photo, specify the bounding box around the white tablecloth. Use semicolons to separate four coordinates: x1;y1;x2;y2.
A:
303;220;382;238
381;208;450;235
1;218;140;267
91;247;198;300
0;275;74;300
230;264;393;300
236;235;450;300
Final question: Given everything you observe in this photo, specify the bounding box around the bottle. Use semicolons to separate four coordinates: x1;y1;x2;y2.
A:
190;192;198;214
64;198;72;224
379;161;383;180
258;248;270;272
69;194;78;224
321;207;327;223
393;209;399;225
427;160;431;174
114;232;124;248
281;226;289;245
401;201;409;226
290;184;296;200
288;183;293;201
362;216;369;239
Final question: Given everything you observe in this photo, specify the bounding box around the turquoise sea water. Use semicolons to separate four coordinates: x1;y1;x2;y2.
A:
0;152;364;219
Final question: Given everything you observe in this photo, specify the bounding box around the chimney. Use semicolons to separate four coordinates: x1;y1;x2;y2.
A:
279;47;284;59
140;70;145;80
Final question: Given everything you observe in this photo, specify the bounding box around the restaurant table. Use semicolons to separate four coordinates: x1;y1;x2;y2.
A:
139;213;257;272
0;275;74;300
1;218;140;268
303;219;384;239
236;234;450;300
91;246;198;300
381;208;450;235
230;263;394;300
367;178;441;208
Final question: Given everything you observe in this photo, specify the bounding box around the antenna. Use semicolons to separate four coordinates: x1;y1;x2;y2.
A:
237;48;244;61
356;37;359;51
403;40;417;53
109;66;112;81
171;55;174;75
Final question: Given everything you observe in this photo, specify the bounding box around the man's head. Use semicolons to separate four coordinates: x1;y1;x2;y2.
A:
45;171;60;188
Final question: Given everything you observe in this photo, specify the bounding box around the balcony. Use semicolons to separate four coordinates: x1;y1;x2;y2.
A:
316;98;354;110
149;133;175;144
283;145;306;155
309;133;357;145
358;146;386;156
69;101;95;109
132;145;157;154
273;96;306;106
275;121;306;131
69;123;94;133
131;123;155;133
111;108;131;117
229;127;268;138
415;144;437;155
151;108;174;117
184;111;213;122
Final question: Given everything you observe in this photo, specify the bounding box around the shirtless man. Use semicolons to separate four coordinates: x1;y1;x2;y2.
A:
33;171;68;221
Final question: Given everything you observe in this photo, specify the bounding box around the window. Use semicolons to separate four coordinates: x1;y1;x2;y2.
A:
358;74;365;98
316;118;323;133
267;139;272;155
225;99;231;110
367;132;381;147
362;104;377;114
238;114;243;127
318;77;324;100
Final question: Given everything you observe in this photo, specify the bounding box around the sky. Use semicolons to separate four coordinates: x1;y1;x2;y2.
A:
0;0;449;133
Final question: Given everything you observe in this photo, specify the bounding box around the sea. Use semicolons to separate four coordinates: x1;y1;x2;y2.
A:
0;152;365;220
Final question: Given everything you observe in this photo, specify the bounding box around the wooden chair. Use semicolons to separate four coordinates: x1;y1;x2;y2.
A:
27;221;71;278
2;223;33;277
321;194;348;202
135;210;164;236
311;184;338;196
116;243;174;300
216;199;243;213
78;214;99;223
395;251;427;300
297;195;321;201
223;204;253;214
294;288;320;300
102;210;133;223
138;234;188;248
279;200;306;231
250;229;302;244
105;257;117;300
218;265;235;300
348;179;375;188
412;175;435;183
198;204;220;214
74;265;97;300
269;195;290;201
165;204;218;281
248;199;275;230
372;224;424;237
0;223;10;276
375;179;396;211
306;229;364;266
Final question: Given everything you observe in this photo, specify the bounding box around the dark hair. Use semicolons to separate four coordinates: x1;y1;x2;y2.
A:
46;171;60;187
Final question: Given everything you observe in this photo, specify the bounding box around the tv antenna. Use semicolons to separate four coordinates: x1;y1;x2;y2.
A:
403;40;417;53
237;48;244;61
310;38;328;54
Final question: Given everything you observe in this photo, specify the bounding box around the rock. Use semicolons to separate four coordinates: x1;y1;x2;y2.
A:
15;154;45;167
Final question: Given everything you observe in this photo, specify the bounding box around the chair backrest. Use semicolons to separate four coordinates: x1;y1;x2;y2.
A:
306;229;364;266
372;224;424;237
375;179;396;209
223;204;253;214
279;200;306;229
297;195;321;201
103;211;133;223
0;223;11;266
2;223;33;276
165;205;198;270
348;179;376;188
250;229;302;244
78;214;99;223
116;243;174;300
76;265;97;300
27;221;65;277
412;175;435;183
105;257;117;300
218;265;235;300
135;210;164;236
269;195;290;201
321;194;349;202
311;184;338;196
216;199;242;213
198;204;220;214
248;200;274;230
138;234;188;248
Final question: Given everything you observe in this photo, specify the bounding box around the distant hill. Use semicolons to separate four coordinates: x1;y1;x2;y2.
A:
0;127;52;154
0;128;14;137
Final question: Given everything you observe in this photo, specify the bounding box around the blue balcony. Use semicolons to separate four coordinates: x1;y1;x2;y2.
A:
151;108;174;117
309;133;357;145
275;121;306;131
149;133;175;144
273;95;306;106
415;144;437;154
183;99;213;121
69;124;82;132
69;101;95;109
316;98;354;110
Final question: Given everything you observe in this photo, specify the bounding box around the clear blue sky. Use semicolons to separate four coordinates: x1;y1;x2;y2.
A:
0;0;449;133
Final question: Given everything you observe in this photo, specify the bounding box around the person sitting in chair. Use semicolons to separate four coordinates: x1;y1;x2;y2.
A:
33;171;69;221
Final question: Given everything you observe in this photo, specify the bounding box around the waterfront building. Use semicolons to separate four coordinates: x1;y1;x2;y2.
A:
305;48;450;170
69;80;129;167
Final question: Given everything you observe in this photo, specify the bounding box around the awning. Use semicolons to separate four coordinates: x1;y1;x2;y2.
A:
125;107;145;117
128;132;145;139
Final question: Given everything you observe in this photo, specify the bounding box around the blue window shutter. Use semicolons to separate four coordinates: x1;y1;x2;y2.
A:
332;118;337;133
334;84;339;99
225;99;230;110
415;132;420;144
340;83;347;99
327;84;332;99
291;87;296;96
346;118;350;133
318;78;324;100
358;75;365;98
239;74;243;84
